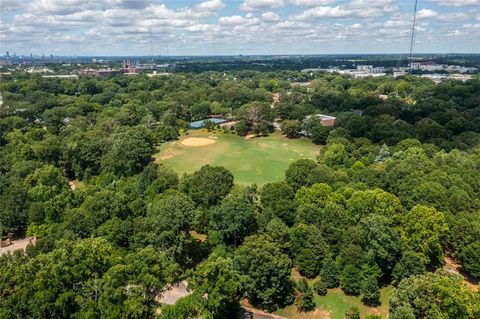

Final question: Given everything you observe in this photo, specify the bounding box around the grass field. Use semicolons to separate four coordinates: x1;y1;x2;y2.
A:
276;287;392;319
274;269;392;319
154;130;321;185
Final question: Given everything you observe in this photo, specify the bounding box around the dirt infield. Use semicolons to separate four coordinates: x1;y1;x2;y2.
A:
181;137;216;147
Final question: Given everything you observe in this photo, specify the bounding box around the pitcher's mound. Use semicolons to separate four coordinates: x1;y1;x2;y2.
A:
181;137;216;147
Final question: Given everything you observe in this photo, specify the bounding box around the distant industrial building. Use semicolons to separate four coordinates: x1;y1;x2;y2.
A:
409;61;478;73
302;65;386;78
80;60;140;77
42;75;79;79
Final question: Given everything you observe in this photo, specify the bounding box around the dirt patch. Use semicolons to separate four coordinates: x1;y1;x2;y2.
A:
157;281;191;305
244;134;257;140
181;137;216;147
0;238;33;256
156;149;178;160
444;256;478;291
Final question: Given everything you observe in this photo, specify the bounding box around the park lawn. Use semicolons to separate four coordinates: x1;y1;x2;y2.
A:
154;130;321;185
276;286;393;319
276;269;392;319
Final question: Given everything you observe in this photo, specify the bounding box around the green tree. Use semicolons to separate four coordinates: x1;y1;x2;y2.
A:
345;306;360;319
209;195;256;246
341;264;362;296
181;165;234;208
260;182;296;225
159;294;204;319
399;205;449;268
138;191;196;265
375;143;391;163
188;254;242;318
138;162;179;198
290;224;328;278
352;214;402;276
390;270;480;319
294;183;343;209
302;117;330;144
265;217;290;251
346;188;403;221
361;275;380;306
285;159;318;191
0;238;177;319
392;251;426;284
234;235;294;312
296;284;315;312
318;143;350;167
281;119;302;138
313;279;327;296
320;255;340;288
390;307;416;319
460;242;480;279
102;126;155;177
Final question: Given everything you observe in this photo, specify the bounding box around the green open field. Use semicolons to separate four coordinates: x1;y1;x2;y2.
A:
154;130;321;185
273;269;392;319
276;287;392;319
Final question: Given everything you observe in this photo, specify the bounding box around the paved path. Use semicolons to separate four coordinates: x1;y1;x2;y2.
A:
157;281;191;305
240;306;288;319
0;238;31;256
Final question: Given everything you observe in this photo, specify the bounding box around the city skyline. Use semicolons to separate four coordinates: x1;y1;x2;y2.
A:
1;0;480;56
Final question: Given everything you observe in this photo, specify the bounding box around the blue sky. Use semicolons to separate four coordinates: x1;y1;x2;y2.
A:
1;0;479;56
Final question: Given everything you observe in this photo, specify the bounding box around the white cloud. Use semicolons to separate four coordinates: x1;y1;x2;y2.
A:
433;0;479;6
241;0;285;11
0;0;25;12
219;15;260;26
417;9;439;19
294;0;398;20
262;11;281;22
28;0;102;15
289;0;336;6
185;23;220;32
196;0;225;11
2;0;480;55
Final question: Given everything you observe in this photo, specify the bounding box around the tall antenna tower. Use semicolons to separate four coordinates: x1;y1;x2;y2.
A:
409;0;418;72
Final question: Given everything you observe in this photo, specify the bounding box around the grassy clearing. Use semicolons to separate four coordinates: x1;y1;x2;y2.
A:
276;287;392;319
276;269;392;319
154;130;321;185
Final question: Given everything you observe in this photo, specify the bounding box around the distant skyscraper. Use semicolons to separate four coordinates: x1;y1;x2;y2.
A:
6;51;9;57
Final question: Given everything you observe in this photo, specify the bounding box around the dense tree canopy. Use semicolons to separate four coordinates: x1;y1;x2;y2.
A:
1;71;479;318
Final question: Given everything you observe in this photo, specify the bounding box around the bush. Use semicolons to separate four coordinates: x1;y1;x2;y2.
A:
345;306;360;319
296;278;309;293
295;282;315;312
313;279;327;296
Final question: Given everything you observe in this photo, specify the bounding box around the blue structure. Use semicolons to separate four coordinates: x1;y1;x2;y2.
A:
190;118;227;129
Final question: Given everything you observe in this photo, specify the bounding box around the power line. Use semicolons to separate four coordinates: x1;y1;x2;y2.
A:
409;0;418;72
